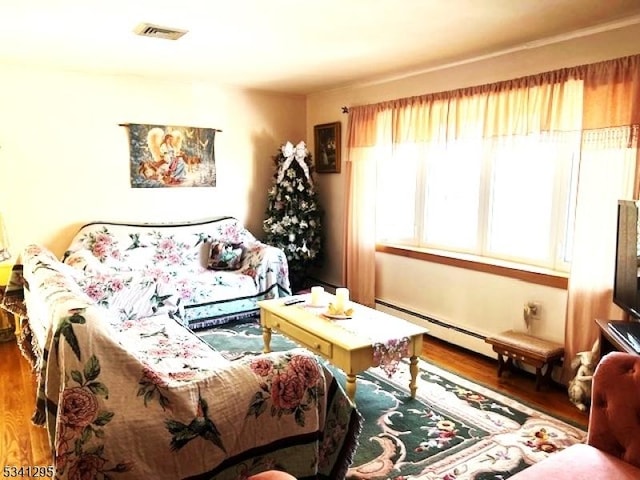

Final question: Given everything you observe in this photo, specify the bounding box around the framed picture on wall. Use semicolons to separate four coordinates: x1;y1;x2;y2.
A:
125;123;220;188
314;122;341;173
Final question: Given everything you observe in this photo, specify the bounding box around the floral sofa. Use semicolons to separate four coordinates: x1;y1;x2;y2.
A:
3;220;362;479
62;217;291;332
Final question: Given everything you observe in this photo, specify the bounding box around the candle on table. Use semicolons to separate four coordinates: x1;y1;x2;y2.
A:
310;286;324;306
335;287;349;312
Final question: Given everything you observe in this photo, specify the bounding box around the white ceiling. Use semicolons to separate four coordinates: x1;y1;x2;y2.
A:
2;0;640;95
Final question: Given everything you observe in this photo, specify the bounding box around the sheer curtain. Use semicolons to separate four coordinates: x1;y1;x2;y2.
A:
343;106;389;306
344;71;583;306
563;56;640;382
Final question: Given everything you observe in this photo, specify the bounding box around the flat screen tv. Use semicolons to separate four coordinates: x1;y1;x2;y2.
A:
613;199;640;320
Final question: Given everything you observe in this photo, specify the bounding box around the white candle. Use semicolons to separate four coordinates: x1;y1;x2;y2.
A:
310;286;324;306
335;287;349;312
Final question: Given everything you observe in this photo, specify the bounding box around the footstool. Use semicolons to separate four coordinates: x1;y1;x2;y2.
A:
485;330;564;390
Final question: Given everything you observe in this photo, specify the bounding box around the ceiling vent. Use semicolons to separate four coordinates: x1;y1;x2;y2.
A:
134;23;188;41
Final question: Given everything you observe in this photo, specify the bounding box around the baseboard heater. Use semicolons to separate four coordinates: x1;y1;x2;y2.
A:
375;299;486;341
305;278;484;341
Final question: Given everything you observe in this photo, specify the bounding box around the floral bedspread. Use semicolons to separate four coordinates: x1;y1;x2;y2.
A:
16;244;361;479
61;218;291;330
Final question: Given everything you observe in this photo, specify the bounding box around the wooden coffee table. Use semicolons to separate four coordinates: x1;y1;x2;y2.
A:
258;295;428;401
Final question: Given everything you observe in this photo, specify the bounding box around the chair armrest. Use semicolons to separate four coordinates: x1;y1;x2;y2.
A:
588;351;640;468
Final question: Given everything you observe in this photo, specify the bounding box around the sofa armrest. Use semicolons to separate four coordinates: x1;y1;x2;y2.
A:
588;351;640;469
21;244;94;323
238;242;291;296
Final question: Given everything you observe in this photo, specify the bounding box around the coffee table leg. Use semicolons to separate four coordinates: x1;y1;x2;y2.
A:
346;374;357;401
409;355;419;398
262;326;272;353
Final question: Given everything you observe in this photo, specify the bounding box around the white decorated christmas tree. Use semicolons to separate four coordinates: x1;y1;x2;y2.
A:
263;141;323;292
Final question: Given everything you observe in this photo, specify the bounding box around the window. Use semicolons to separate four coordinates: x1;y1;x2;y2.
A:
375;84;583;272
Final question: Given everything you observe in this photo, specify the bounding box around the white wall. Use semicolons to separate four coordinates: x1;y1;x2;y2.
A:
306;23;640;356
375;254;568;357
0;64;306;257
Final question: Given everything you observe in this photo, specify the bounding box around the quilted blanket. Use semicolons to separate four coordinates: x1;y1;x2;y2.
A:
9;245;362;479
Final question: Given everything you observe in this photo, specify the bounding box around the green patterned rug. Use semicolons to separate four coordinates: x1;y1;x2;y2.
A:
198;321;586;480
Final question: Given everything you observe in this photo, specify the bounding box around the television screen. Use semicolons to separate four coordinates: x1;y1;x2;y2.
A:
613;200;640;319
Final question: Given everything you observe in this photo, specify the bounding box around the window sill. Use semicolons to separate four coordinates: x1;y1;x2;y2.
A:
376;244;569;290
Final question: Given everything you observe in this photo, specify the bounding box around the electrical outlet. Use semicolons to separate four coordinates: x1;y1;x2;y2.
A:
528;301;542;320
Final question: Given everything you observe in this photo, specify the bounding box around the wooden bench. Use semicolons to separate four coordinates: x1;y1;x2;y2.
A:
485;330;564;391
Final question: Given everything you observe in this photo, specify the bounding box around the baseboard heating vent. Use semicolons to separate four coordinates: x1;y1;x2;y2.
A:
375;299;485;340
134;23;188;41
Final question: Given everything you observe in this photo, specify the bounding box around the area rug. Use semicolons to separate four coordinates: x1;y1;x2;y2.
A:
197;321;587;480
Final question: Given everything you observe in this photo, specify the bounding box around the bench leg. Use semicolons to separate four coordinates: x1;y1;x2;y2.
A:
536;360;560;391
497;355;505;377
544;359;557;383
505;357;514;374
539;359;560;391
497;355;515;378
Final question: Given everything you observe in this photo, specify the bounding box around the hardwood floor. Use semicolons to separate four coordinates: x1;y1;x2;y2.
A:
0;340;51;468
0;333;588;468
421;335;589;428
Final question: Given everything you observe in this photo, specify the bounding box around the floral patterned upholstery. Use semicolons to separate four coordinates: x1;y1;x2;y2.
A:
12;230;361;479
61;217;291;330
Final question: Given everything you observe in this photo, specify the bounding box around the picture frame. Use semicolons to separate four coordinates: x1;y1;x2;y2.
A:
314;122;341;173
126;123;219;188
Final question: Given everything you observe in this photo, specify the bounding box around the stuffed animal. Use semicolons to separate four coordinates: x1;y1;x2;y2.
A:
567;339;600;411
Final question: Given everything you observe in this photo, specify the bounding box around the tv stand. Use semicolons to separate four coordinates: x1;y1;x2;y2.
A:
596;319;640;355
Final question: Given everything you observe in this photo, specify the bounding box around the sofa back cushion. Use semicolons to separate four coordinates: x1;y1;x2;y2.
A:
64;217;256;273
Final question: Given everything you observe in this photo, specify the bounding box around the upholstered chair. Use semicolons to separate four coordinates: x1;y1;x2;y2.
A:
586;351;640;469
511;351;640;479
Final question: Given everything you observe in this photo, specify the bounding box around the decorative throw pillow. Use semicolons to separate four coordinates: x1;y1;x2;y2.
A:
207;242;245;271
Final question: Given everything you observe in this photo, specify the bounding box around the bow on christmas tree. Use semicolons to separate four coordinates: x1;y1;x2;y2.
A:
276;141;312;184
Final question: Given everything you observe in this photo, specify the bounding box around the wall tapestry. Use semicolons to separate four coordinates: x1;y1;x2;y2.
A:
126;123;219;188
